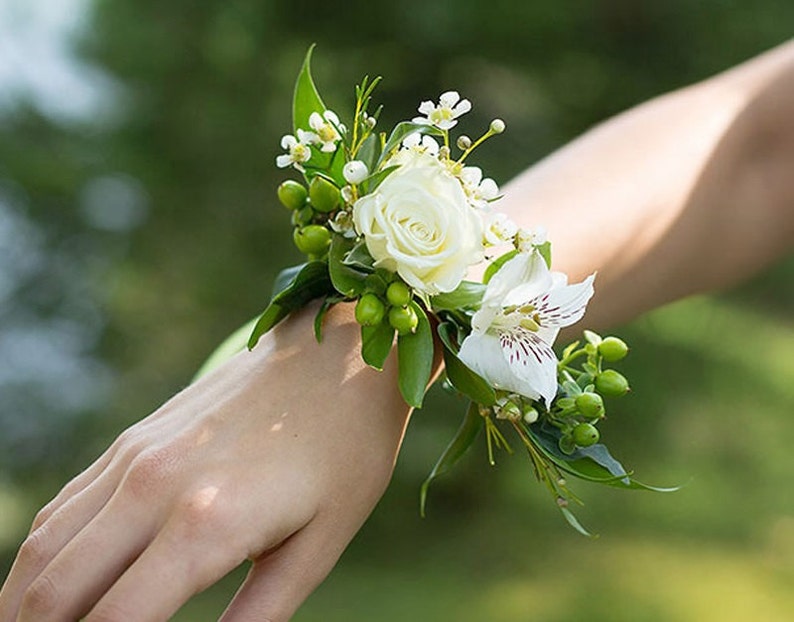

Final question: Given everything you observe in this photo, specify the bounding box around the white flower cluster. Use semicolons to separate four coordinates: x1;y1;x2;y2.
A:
276;110;346;170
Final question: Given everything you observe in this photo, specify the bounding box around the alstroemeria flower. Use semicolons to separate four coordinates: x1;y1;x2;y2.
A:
309;110;345;152
458;251;595;406
275;129;316;170
413;91;472;130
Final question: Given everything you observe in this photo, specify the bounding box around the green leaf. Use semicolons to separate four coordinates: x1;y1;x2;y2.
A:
437;322;496;406
583;329;602;346
536;241;552;269
361;321;395;370
293;45;326;134
357;133;381;172
361;164;400;194
483;249;519;284
342;240;376;272
420;402;483;517
271;263;308;298
431;280;486;312
314;296;342;343
248;261;332;348
192;317;258;382
377;122;442;167
397;302;434;408
329;235;367;297
559;505;596;538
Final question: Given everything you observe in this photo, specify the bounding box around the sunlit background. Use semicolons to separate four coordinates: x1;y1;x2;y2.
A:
0;1;792;620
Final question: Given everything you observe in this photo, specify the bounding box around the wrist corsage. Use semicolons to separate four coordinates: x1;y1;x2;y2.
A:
198;46;675;535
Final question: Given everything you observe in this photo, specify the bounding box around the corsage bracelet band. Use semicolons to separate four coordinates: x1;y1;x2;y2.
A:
197;47;675;535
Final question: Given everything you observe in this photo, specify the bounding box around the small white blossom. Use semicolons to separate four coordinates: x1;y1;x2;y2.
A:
459;166;499;208
483;212;518;246
330;209;357;237
343;160;369;184
276;129;315;170
490;118;506;134
308;110;345;152
340;185;355;205
516;226;548;252
402;132;440;156
459;251;594;406
413;91;472;130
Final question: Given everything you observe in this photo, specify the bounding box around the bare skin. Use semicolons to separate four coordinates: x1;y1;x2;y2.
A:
1;40;792;622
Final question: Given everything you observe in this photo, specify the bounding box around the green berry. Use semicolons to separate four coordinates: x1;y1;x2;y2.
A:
388;305;419;335
277;180;308;210
595;369;630;397
599;336;629;362
291;205;314;227
355;293;386;326
308;176;340;213
386;281;412;307
572;422;600;447
575;392;605;418
293;225;331;256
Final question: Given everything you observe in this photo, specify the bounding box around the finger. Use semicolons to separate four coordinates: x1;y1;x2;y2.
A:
28;441;119;533
13;487;159;622
0;472;119;620
84;487;299;622
220;520;349;622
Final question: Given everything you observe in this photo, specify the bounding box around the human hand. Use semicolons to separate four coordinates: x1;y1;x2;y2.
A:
0;303;412;621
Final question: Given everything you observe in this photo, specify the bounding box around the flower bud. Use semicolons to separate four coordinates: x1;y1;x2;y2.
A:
523;406;539;424
343;160;369;185
575;392;605;419
355;293;386;326
572;422;600;447
595;369;630;397
293;225;331;256
599;336;629;362
490;119;505;134
277;180;308;210
309;176;341;213
456;135;472;150
386;281;412;307
366;115;377;128
388;304;419;335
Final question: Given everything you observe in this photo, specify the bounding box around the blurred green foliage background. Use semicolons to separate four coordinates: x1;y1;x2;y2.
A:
0;1;792;620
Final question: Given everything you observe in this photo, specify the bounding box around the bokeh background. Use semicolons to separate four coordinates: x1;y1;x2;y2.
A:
1;1;792;620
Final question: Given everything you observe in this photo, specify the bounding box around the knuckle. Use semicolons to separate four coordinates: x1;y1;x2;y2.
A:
30;505;53;533
171;489;232;540
21;574;60;616
122;446;180;499
17;527;53;569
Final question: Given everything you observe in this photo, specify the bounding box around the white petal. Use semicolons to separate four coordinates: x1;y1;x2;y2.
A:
280;134;297;149
421;135;440;154
308;112;323;130
275;154;293;168
500;328;558;405
461;166;483;187
411;116;433;126
296;129;317;144
488;252;550;307
402;132;421;148
533;274;595;328
418;101;435;115
440;91;460;107
480;178;499;200
453;99;472;116
459;331;543;399
324;110;340;125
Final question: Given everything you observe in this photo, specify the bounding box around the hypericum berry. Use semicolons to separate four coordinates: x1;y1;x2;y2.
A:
386;281;412;307
388;305;419;335
599;336;629;362
277;180;308;210
355;293;385;326
575;392;605;418
293;225;331;256
595;369;630;397
291;205;314;227
572;422;600;447
309;176;340;213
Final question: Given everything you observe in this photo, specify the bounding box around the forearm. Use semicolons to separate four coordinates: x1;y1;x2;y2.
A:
498;40;794;329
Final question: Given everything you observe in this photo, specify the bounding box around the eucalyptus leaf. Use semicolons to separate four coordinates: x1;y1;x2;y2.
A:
559;505;595;538
420;402;483;517
248;261;332;348
361;322;395;370
342;240;376;272
397;302;434;408
431;280;486;312
192;317;258;382
329;235;367;298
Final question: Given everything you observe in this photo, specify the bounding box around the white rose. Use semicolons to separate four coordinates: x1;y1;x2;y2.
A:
353;150;484;295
